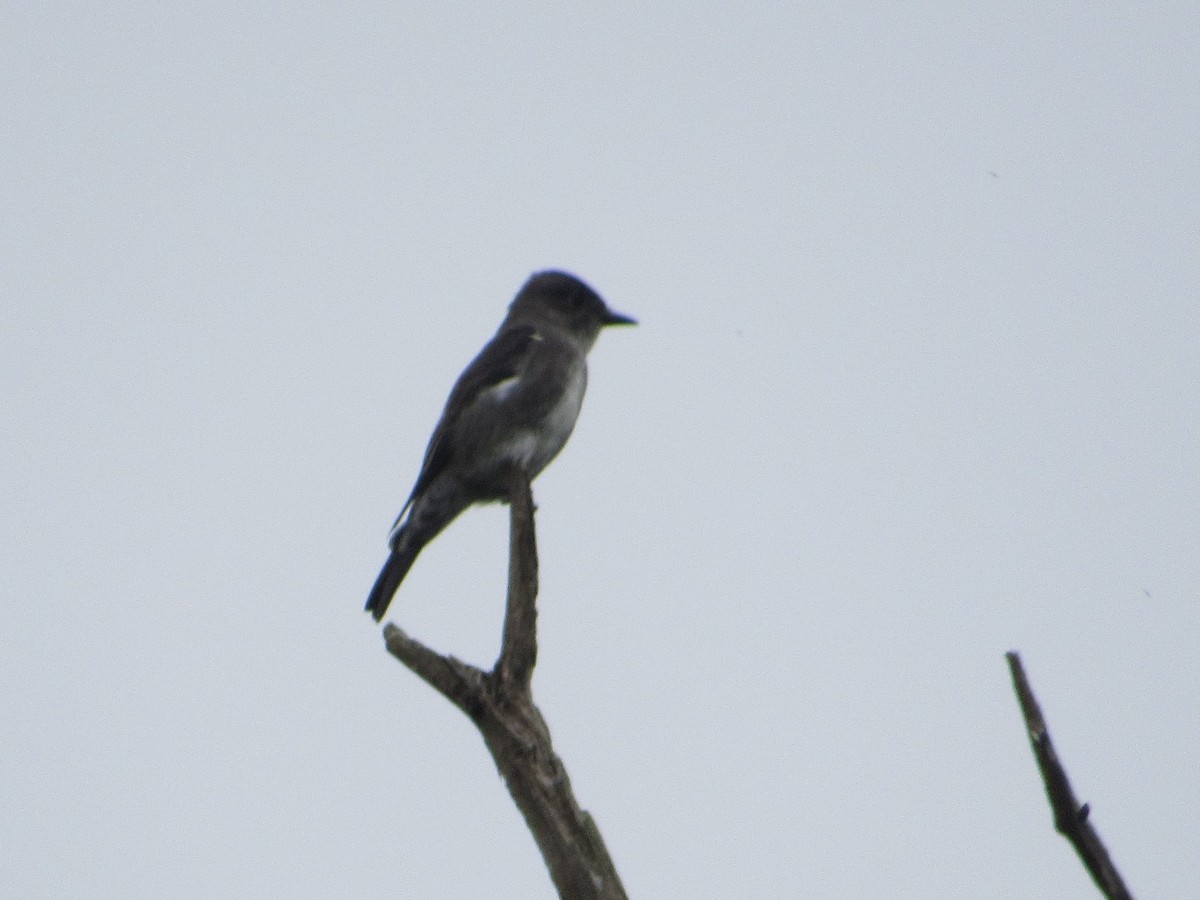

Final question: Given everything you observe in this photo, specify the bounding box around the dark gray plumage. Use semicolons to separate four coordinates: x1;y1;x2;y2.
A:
365;271;634;621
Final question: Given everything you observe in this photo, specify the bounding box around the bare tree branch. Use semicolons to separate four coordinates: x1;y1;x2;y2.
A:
383;471;627;900
497;472;539;692
1006;651;1134;900
382;626;486;718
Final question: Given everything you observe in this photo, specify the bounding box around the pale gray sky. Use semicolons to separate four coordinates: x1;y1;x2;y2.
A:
3;4;1198;898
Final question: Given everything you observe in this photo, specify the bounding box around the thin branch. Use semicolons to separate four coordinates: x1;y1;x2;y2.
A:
382;624;486;718
497;471;539;691
1006;651;1134;900
382;470;627;900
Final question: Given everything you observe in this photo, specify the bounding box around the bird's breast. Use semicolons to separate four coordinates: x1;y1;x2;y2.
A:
494;360;584;476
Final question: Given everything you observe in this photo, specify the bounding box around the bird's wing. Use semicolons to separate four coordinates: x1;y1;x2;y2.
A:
391;324;538;529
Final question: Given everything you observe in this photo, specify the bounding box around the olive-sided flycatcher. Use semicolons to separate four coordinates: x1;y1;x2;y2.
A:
365;270;635;621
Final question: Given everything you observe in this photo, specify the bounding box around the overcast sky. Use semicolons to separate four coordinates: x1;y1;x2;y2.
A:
3;4;1198;898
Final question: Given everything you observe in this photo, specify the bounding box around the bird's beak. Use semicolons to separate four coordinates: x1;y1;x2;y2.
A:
602;309;637;327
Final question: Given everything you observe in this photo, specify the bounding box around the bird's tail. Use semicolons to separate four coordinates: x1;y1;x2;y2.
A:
365;488;469;622
364;539;422;622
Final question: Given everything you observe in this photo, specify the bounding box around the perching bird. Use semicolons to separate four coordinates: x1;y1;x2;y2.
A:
365;270;635;621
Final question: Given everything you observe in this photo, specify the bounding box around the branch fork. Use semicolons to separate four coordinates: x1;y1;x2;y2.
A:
383;472;627;900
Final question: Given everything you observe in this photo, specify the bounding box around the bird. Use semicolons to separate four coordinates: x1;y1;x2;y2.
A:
365;270;635;621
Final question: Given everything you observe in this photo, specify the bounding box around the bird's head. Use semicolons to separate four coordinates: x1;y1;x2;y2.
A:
507;270;636;349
